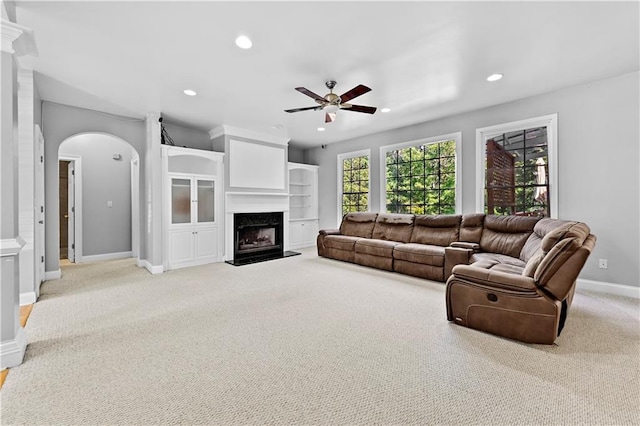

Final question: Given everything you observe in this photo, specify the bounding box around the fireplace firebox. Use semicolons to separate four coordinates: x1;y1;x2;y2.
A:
226;212;299;266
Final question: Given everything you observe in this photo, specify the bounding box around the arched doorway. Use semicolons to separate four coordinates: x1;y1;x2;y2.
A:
58;133;140;264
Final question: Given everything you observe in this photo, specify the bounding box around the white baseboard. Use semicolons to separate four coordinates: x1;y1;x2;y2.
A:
44;269;61;281
80;251;133;263
0;327;27;369
20;291;36;306
139;259;163;274
577;278;640;299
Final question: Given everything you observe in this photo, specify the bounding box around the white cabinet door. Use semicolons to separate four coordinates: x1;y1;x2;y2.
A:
289;220;318;249
195;227;217;260
169;229;195;264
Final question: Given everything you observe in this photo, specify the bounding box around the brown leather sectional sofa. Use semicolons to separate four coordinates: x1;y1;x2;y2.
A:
317;212;596;344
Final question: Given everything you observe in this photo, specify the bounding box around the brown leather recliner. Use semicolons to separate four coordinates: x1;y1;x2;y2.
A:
445;218;596;344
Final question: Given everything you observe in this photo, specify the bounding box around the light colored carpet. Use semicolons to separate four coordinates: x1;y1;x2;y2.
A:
1;247;639;425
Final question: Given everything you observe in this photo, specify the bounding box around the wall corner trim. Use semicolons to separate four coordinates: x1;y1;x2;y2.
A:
19;291;36;306
44;269;61;281
577;278;640;299
0;327;27;369
0;237;26;257
139;259;163;275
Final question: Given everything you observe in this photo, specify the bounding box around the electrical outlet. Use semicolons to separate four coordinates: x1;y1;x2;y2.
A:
598;259;608;269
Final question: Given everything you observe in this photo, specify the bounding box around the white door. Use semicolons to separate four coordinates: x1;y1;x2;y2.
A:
35;125;45;289
68;161;75;263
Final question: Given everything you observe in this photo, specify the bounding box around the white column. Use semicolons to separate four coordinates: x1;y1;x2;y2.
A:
0;19;28;369
143;113;163;273
18;67;37;305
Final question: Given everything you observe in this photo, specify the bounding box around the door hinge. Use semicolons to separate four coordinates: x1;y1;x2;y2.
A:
41;256;44;263
72;243;75;249
40;156;43;163
72;170;75;175
71;207;75;213
41;206;44;213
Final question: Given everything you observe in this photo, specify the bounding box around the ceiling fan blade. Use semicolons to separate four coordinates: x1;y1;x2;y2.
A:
295;87;326;103
340;84;371;103
342;104;377;114
325;112;336;123
284;106;323;113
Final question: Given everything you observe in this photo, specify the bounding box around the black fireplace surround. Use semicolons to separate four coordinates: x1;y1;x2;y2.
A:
226;211;299;266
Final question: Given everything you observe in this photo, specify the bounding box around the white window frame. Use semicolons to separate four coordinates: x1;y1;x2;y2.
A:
476;114;558;218
379;132;462;214
337;149;371;225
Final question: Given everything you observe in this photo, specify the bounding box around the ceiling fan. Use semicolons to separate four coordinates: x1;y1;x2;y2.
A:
285;80;377;123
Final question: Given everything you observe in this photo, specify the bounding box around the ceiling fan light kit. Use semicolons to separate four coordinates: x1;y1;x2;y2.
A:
285;80;377;123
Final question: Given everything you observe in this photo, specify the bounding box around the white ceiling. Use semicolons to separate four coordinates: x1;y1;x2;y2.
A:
13;1;639;149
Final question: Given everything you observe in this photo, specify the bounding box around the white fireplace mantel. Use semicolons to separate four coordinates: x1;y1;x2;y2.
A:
224;192;290;261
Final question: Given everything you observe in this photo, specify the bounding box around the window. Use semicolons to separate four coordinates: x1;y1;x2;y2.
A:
380;133;461;215
337;150;370;222
477;114;558;218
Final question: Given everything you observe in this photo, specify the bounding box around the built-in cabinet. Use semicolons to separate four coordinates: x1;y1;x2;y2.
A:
162;146;224;270
288;162;319;249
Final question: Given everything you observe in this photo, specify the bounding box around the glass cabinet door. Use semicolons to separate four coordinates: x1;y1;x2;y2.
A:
197;179;215;223
171;178;192;224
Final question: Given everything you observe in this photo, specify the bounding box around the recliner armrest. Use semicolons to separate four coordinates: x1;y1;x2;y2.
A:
451;265;537;292
319;229;341;236
444;246;473;281
449;241;480;251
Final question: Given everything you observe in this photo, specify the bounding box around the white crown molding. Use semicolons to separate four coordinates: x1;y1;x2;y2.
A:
209;124;290;146
1;19;37;56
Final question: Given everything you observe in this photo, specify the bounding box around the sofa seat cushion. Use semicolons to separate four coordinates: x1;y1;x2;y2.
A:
470;253;526;275
324;235;362;251
354;239;400;257
393;243;445;267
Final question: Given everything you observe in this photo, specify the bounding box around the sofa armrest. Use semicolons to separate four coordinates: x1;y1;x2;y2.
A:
450;241;480;251
317;229;341;257
451;265;536;292
444;246;473;281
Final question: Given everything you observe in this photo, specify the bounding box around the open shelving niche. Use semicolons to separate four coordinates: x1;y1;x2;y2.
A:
288;162;319;249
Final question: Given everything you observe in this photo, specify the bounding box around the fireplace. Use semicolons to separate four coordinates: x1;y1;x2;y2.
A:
227;212;298;265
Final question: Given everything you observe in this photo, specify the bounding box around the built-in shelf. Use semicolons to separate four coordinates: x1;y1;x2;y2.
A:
288;162;319;249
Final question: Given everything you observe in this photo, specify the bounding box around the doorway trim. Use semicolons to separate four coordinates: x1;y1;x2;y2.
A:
58;154;83;263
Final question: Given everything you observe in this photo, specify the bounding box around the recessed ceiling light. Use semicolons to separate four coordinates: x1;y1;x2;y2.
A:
317;127;325;132
380;108;391;113
235;35;252;49
487;73;504;82
183;89;197;96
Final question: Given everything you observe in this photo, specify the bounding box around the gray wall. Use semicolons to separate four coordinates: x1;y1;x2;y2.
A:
59;134;134;257
42;102;145;272
162;121;211;151
288;145;305;164
306;72;640;288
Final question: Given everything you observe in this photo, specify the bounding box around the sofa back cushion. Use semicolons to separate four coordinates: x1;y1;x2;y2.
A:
521;218;574;262
372;213;415;243
459;214;485;243
534;221;594;300
340;212;378;238
479;215;541;258
410;214;462;246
